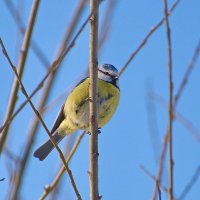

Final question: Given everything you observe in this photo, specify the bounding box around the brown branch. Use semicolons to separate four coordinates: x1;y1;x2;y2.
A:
119;0;181;76
153;134;169;199
98;0;116;51
0;0;40;154
0;0;94;135
163;0;174;199
89;0;99;199
39;131;86;200
41;0;116;116
0;38;81;200
140;165;169;195
49;135;75;200
4;0;49;68
8;0;87;199
152;39;200;200
174;41;200;104
154;39;200;200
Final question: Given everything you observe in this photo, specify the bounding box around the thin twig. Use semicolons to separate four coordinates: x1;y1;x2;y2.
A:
119;0;181;76
8;0;87;199
42;0;115;115
163;0;174;199
98;0;116;51
152;133;168;200
4;0;49;68
0;38;81;200
158;184;162;200
174;41;200;103
39;131;86;200
146;82;161;163
49;134;75;200
140;165;169;195
41;90;67;114
0;0;40;154
89;0;99;199
152;39;200;200
0;1;97;135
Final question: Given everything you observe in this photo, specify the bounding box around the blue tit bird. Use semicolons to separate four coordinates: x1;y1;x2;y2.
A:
34;64;120;161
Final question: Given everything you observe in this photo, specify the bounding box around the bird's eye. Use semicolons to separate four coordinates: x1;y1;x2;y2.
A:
105;72;109;75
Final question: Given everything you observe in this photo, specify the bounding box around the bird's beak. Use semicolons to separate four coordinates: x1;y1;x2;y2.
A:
115;74;119;79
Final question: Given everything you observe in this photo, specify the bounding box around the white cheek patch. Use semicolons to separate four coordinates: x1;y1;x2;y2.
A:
98;71;112;82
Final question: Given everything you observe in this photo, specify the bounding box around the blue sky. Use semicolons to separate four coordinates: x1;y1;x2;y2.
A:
0;0;200;199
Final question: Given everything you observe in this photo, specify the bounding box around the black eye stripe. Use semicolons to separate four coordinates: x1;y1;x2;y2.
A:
99;69;116;78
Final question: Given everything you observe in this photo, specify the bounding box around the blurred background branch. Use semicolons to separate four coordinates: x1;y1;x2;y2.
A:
152;39;200;200
0;0;40;154
8;0;87;198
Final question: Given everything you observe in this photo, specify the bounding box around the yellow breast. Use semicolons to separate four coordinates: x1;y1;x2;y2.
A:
57;78;120;135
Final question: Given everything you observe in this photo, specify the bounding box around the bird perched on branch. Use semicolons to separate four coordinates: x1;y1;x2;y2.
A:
34;64;120;161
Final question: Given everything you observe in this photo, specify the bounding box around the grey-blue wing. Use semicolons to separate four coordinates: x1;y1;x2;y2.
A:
51;105;65;134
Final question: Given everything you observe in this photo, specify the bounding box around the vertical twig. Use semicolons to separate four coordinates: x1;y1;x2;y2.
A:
146;83;161;163
163;0;174;199
89;0;99;199
152;40;200;200
0;0;40;154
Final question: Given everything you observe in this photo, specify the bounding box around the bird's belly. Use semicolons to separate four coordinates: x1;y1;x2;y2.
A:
67;94;118;130
62;78;120;134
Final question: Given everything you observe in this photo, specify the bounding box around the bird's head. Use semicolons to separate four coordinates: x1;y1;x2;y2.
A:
98;64;119;88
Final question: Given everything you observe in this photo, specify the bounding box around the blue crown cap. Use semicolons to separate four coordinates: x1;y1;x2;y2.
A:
99;64;118;75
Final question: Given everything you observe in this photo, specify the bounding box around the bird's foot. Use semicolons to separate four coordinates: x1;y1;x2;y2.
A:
87;129;101;135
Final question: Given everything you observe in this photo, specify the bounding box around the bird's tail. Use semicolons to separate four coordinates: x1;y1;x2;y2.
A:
33;132;64;161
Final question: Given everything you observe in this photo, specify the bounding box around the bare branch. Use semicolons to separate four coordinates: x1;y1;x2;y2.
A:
0;38;81;200
89;0;100;199
0;0;95;135
140;165;169;195
8;0;87;198
145;82;161;163
162;0;174;199
4;0;49;68
98;0;116;51
174;41;200;104
0;0;40;154
119;0;181;76
152;39;200;200
39;131;86;200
